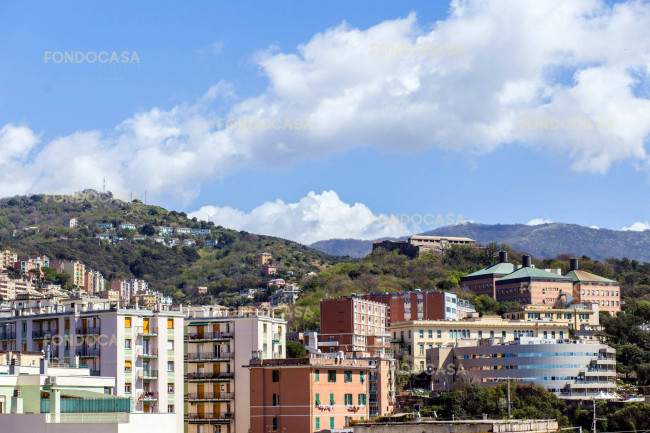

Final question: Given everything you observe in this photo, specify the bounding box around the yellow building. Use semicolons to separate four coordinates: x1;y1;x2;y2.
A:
503;304;600;331
390;314;570;372
0;249;18;270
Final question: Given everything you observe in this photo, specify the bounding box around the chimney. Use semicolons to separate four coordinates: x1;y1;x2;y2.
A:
522;255;532;268
498;251;508;263
570;258;579;271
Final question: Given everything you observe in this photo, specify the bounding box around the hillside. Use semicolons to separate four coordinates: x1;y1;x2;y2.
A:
0;191;351;304
310;223;650;261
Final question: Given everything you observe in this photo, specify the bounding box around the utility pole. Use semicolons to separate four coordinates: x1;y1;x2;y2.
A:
592;397;596;433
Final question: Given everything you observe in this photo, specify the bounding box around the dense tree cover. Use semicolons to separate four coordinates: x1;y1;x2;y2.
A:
0;193;349;301
286;340;307;358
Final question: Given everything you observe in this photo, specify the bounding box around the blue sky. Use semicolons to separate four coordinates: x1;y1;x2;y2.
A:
1;0;650;244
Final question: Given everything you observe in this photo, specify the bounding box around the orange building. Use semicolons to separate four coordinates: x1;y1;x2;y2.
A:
248;355;395;433
361;291;463;324
495;255;573;305
565;258;621;315
461;251;515;298
255;252;273;265
320;297;390;356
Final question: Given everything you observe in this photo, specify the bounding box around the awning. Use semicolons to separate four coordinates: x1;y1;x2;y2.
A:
188;322;210;326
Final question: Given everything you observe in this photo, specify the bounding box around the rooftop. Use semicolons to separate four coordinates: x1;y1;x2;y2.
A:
463;262;516;278
497;266;572;284
565;270;618;284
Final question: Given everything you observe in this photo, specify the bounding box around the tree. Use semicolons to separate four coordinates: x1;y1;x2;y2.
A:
286;341;307;358
141;224;155;236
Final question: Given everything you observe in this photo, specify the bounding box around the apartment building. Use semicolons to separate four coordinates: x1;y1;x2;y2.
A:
15;255;50;282
0;249;18;270
565;259;621;315
0;351;177;432
84;269;106;294
112;278;149;300
0;297;185;432
320;297;390;357
427;337;617;399
248;354;395;433
503;303;600;331
0;274;33;301
58;261;86;288
495;255;573;304
361;291;472;324
254;253;273;265
461;251;515;297
184;306;287;433
391;315;570;372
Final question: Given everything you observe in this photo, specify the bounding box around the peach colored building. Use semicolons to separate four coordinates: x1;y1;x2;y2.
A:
361;291;461;324
565;259;621;315
461;251;515;298
320;297;390;356
495;255;573;305
248;355;395;433
262;265;278;276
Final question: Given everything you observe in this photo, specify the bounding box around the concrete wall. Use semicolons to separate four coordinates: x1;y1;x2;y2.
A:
0;413;177;433
353;420;559;433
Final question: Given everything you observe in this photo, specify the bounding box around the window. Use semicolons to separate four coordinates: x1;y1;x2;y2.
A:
272;393;280;406
344;371;352;382
168;340;174;351
316;418;320;429
272;370;280;382
168;384;174;393
360;371;364;383
328;370;336;382
428;330;433;338
124;360;132;371
419;330;424;338
272;417;279;430
315;370;320;382
358;394;366;405
125;383;131;393
124;317;132;328
502;331;506;339
125;339;131;349
167;361;174;372
167;318;174;329
330;393;335;405
478;331;483;338
345;393;353;405
437;330;441;338
167;405;174;413
315;393;321;405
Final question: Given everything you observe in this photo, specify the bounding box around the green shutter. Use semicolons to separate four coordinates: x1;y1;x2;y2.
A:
330;393;335;405
330;417;334;429
315;370;319;382
315;393;321;405
316;418;320;429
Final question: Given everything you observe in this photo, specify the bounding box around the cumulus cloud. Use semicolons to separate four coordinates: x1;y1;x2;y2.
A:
2;0;650;201
526;218;553;226
621;221;650;231
188;190;414;244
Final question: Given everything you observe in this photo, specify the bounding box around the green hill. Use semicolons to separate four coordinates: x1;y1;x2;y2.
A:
0;191;352;305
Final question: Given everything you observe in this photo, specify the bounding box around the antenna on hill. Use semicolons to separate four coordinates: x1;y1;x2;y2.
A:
103;177;106;193
144;190;147;205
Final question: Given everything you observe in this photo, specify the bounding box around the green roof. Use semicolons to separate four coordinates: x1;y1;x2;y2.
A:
496;267;572;284
464;262;516;278
564;270;618;284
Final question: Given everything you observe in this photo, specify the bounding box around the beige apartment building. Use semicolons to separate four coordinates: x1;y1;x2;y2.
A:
184;306;287;433
390;315;570;372
503;303;600;331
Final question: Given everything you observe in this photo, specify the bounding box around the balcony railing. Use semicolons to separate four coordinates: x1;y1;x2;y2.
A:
186;392;234;401
272;333;281;341
141;349;158;358
186;372;234;381
0;332;16;340
33;330;57;339
186;352;234;361
185;412;233;421
185;331;234;341
142;391;158;401
76;347;101;357
76;327;101;336
142;370;158;379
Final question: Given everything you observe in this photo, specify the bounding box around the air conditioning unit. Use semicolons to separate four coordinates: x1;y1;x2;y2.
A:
45;376;57;385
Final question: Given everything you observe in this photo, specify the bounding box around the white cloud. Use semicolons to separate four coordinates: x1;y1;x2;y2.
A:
526;218;552;226
188;190;412;244
621;221;650;231
3;0;650;201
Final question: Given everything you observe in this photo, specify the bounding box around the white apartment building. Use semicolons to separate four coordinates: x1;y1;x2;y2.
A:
0;297;185;432
0;351;177;433
185;306;287;433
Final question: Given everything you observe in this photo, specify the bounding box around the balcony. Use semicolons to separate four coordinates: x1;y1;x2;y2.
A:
142;391;158;401
140;349;158;358
136;326;157;336
76;327;101;336
76;347;101;358
186;372;234;381
185;412;233;423
186;392;234;402
0;332;15;340
33;330;56;340
185;352;234;361
142;370;158;380
272;333;282;342
185;331;234;342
